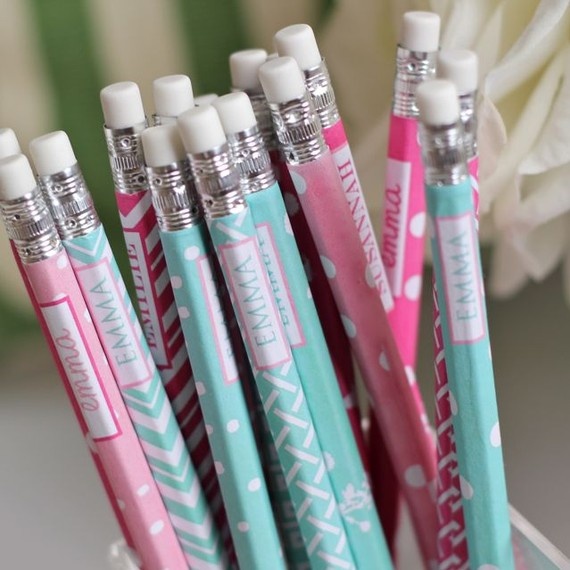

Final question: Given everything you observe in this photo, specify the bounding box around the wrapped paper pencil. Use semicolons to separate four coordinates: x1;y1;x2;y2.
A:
418;79;514;569
0;154;189;570
178;105;358;570
29;132;228;570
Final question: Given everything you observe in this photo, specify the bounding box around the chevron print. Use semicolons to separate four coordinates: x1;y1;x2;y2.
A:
209;210;356;570
116;191;234;562
64;223;228;569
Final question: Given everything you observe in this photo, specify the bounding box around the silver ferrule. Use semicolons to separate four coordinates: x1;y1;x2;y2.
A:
227;125;275;195
152;114;177;127
393;47;438;117
0;187;61;263
38;163;100;240
303;59;340;129
268;92;327;165
419;120;468;186
238;89;280;152
188;143;246;219
103;121;149;194
147;160;201;232
459;91;478;160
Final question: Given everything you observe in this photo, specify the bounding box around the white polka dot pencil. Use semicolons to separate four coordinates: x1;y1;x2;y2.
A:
29;131;228;570
141;123;286;570
418;80;514;569
0;154;189;570
178;105;358;570
214;91;393;569
100;81;234;562
259;56;437;567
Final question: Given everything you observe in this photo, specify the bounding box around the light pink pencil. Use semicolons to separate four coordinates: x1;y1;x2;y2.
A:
260;56;437;568
0;154;189;570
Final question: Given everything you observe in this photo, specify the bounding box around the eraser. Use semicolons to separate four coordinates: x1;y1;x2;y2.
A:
438;50;478;94
142;125;186;168
153;75;194;119
416;80;460;126
213;93;257;135
29;131;77;176
195;93;219;107
229;49;268;91
274;24;321;71
259;57;306;104
400;11;440;52
100;81;146;129
0;154;37;201
0;128;21;160
177;105;227;155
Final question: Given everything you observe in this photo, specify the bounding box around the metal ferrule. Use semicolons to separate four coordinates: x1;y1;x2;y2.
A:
103;121;149;194
38;163;100;240
188;143;246;219
227;125;275;195
393;47;438;118
0;187;61;263
303;59;340;129
147;160;201;232
237;89;280;152
459;90;478;160
152;114;177;127
419;120;468;186
268;92;327;165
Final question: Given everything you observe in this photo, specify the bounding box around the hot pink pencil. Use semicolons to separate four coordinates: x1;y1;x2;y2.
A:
0;154;189;570
260;56;437;568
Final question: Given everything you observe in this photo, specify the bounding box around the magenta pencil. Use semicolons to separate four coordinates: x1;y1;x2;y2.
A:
260;57;437;568
0;154;189;570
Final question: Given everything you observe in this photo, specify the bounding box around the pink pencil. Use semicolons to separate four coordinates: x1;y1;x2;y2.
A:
0;154;189;570
260;56;437;568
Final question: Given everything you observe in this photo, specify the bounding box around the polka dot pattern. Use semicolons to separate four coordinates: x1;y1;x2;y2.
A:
340;315;356;338
404;465;426;488
320;255;337;279
226;420;240;433
170;276;182;289
460;476;474;500
289;171;307;195
237;522;250;532
379;352;390;371
490;422;501;448
247;478;261;492
409;212;426;238
178;306;190;319
404;275;422;300
195;382;206;396
184;246;200;260
150;520;165;535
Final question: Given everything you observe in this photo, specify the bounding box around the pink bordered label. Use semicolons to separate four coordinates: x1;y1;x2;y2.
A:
124;231;168;367
256;223;305;348
382;157;412;297
41;296;120;440
219;237;291;370
197;255;239;384
437;213;485;344
76;259;152;389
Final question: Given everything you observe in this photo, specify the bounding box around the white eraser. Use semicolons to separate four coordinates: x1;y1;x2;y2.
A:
0;129;21;160
214;93;257;135
274;24;321;71
259;57;306;104
0;154;37;201
142;125;186;168
177;105;227;155
29;131;77;176
100;81;146;129
195;93;219;107
400;11;440;52
153;75;194;119
438;50;478;94
416;80;460;126
229;49;268;91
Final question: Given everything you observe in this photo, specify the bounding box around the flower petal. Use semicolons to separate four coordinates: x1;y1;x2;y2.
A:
489;237;529;298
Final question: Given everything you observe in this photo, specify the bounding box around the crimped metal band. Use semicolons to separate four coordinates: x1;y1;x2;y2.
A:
303;60;340;129
245;91;279;151
459;91;478;160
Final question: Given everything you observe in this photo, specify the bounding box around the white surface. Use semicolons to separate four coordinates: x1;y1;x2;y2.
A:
152;74;194;119
177;105;226;154
0;154;37;200
194;94;219;106
416;80;459;126
29;131;77;176
259;56;306;104
100;82;145;129
438;50;479;94
214;92;257;135
229;49;267;91
400;11;440;52
274;24;321;71
141;124;186;167
0;128;21;160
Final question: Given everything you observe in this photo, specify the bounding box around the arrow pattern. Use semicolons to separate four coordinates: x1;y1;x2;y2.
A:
208;209;356;570
116;191;233;561
64;224;227;570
